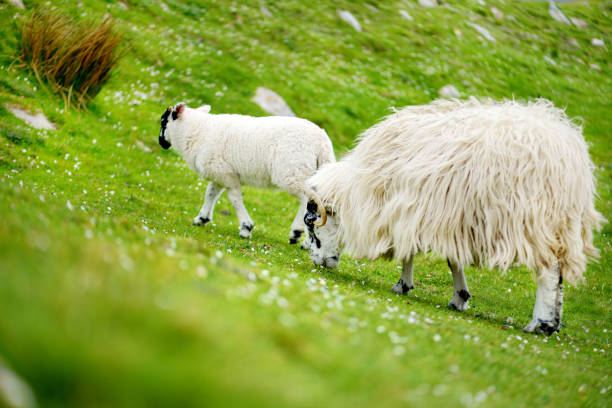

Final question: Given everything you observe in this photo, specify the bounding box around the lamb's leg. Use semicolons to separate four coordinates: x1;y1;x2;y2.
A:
289;198;307;245
448;259;470;311
227;187;254;239
524;264;562;335
193;182;225;225
392;255;414;294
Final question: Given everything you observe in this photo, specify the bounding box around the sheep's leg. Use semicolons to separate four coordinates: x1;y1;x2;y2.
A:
524;264;562;335
555;275;564;328
289;198;307;245
193;182;225;226
227;187;254;239
392;255;414;294
448;259;471;311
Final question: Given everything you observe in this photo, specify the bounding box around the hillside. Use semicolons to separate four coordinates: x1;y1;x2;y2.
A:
0;1;610;407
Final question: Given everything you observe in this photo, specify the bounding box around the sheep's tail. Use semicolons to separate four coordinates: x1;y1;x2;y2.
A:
316;138;336;170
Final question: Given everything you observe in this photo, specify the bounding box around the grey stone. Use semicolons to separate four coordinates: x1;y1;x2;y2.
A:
438;85;460;99
5;105;56;130
7;0;25;9
399;10;413;21
548;0;571;25
252;87;295;117
337;10;362;32
570;17;587;28
469;23;496;42
418;0;437;7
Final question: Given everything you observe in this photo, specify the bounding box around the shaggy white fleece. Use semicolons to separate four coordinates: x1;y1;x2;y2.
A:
310;98;603;284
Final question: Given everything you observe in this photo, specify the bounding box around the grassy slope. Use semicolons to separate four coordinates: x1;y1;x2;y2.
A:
0;0;610;407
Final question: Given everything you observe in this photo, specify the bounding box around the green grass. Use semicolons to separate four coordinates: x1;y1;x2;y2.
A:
0;0;610;407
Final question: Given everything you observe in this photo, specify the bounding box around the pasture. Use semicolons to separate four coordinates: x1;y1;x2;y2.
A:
0;1;610;407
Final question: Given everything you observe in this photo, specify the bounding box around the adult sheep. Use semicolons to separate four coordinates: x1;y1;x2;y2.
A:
303;98;604;334
159;102;333;242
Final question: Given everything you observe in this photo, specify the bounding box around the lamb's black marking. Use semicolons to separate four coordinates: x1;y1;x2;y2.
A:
241;222;253;232
159;109;172;149
458;289;471;302
194;216;209;225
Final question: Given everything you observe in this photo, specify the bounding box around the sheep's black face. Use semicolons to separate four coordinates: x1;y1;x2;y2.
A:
304;200;341;268
159;108;172;149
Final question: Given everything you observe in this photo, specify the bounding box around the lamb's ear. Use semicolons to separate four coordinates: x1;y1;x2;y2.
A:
197;104;211;113
172;102;186;120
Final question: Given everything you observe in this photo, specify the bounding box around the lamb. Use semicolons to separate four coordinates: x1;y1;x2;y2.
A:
303;98;604;334
158;102;334;243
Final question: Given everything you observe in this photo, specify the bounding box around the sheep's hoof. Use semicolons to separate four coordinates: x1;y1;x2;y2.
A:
448;299;469;312
391;279;414;295
289;230;303;245
193;216;210;226
448;290;471;311
523;319;560;335
239;223;253;239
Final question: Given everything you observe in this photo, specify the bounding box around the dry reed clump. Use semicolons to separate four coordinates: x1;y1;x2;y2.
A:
17;10;124;109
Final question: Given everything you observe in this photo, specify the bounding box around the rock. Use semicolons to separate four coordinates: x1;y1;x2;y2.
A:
418;0;437;7
337;10;362;32
7;0;25;9
220;210;231;216
260;5;272;17
548;0;571;25
469;23;496;42
591;38;605;47
543;55;557;66
506;317;515;324
0;363;37;408
135;140;152;153
454;29;462;38
159;2;170;12
118;1;128;10
501;325;513;330
590;63;601;71
5;104;56;130
568;38;580;48
252;87;296;117
491;7;503;21
438;85;460;98
399;10;413;21
570;17;587;28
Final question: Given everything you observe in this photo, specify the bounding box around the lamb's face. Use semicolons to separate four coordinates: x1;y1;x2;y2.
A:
158;102;185;149
304;200;341;268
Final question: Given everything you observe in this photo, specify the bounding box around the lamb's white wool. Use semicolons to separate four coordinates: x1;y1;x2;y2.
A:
306;98;604;333
160;103;334;241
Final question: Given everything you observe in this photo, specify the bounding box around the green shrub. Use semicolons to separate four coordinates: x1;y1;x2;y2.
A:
17;10;124;109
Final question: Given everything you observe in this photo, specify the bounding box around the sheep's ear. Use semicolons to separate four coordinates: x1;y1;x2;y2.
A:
197;104;211;113
172;102;186;120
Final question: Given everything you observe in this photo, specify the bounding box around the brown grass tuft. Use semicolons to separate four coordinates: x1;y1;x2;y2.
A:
17;10;125;109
